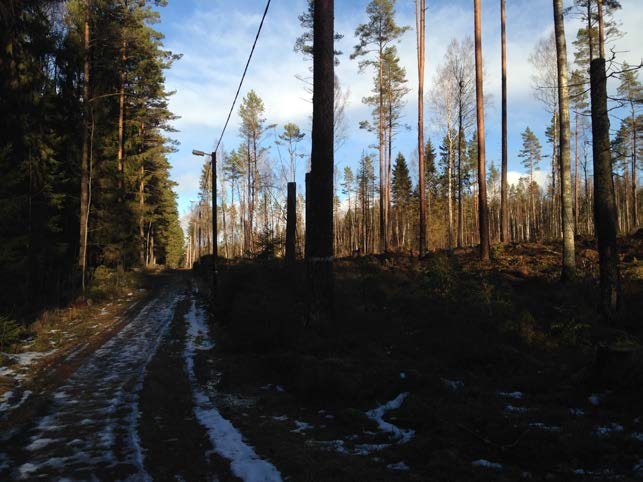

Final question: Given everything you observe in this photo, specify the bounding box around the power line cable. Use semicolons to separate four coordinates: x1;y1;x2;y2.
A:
214;0;272;154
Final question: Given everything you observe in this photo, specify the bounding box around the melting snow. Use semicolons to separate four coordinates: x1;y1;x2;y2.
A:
387;461;410;471
183;299;282;482
630;432;643;442
499;391;524;399
472;459;503;470
0;390;32;413
442;378;464;391
26;438;58;451
291;420;312;434
588;394;602;406
13;287;178;479
594;423;624;438
505;404;529;414
529;422;561;432
570;408;585;417
365;393;415;444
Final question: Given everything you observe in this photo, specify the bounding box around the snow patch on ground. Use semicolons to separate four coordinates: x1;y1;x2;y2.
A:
588;394;602;406
499;391;524;399
26;438;58;451
529;422;561;432
0;390;32;414
631;432;643;442
442;378;464;391
594;423;624;438
387;461;410;471
472;459;503;470
505;404;529;414
291;420;312;434
183;299;282;482
365;393;415;444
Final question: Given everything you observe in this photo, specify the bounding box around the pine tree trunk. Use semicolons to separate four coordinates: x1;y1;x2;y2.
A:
378;46;386;254
416;0;426;255
590;56;621;319
79;0;91;292
474;0;490;261
631;104;638;227
138;123;145;265
554;0;576;281
500;0;509;243
574;111;580;233
117;8;127;200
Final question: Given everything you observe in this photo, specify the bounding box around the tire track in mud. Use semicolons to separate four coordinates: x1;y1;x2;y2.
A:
4;277;183;480
138;286;237;481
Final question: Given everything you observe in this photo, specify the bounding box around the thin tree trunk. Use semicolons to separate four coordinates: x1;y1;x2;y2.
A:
575;111;580;231
631;103;638;227
597;0;605;59
378;45;386;253
416;0;426;254
500;0;509;243
474;0;490;261
138;123;145;265
457;86;464;248
117;4;127;199
554;0;576;281
79;0;91;292
447;135;454;251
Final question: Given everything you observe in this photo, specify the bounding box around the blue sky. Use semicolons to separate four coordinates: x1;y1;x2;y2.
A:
156;0;642;216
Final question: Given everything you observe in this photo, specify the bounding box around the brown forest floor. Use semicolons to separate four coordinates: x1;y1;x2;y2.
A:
198;237;643;481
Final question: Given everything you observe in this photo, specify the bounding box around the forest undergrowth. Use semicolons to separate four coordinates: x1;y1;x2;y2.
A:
194;237;643;480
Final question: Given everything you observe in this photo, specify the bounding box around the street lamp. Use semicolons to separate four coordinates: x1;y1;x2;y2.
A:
192;149;217;295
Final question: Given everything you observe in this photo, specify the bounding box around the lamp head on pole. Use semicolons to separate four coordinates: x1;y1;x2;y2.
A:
192;149;206;157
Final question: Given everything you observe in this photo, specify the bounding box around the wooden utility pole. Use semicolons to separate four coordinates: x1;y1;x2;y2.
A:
500;0;509;243
553;0;576;282
307;0;334;324
474;0;490;261
590;0;621;319
416;0;427;255
79;0;91;292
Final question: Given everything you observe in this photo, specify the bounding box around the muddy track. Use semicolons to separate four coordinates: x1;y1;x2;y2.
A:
138;287;237;481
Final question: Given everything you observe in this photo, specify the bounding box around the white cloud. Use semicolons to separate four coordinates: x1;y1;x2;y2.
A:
507;169;549;189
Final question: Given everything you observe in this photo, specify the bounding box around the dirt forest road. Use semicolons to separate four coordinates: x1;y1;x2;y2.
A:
0;272;281;481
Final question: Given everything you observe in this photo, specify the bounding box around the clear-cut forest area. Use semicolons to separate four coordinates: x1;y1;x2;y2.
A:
0;0;642;480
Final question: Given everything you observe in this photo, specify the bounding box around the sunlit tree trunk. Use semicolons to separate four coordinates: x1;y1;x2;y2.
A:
416;0;427;254
474;0;490;260
554;0;576;281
